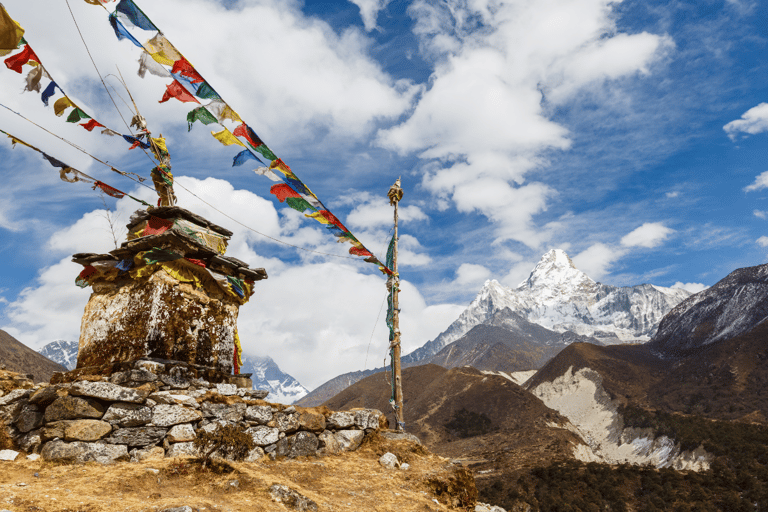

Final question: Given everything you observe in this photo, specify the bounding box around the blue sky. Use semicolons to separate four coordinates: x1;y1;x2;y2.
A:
0;0;767;388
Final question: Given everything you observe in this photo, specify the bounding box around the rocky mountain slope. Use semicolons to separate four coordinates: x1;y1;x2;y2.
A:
405;249;690;364
0;330;66;382
38;340;78;371
238;355;309;404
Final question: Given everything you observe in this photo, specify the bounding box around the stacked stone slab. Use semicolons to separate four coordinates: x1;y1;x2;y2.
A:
0;359;386;464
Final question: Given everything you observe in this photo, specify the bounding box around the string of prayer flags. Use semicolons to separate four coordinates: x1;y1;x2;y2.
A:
211;127;244;147
233;123;277;161
0;5;24;55
269;184;315;213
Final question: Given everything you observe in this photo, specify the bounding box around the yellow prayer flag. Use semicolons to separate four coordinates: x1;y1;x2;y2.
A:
220;105;242;123
211;128;245;147
0;5;25;52
150;137;168;154
53;96;74;117
304;211;332;225
145;34;180;66
8;135;35;150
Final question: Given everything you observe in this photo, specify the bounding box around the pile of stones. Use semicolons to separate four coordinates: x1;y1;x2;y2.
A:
0;359;386;464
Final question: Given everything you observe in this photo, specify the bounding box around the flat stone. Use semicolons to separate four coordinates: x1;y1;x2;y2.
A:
69;381;148;404
135;360;165;374
41;440;129;464
317;430;341;456
105;426;167;447
28;386;60;407
379;452;399;469
334;430;365;452
41;421;67;441
167;424;196;443
273;412;299;433
152;404;202;427
354;409;384;430
44;396;106;421
269;484;318;512
160;367;190;389
63;420;112;442
166;442;198;457
283;406;296;414
0;399;25;425
244;446;265;462
244;405;273;424
380;431;421;444
148;391;199;408
288;431;318;459
17;429;42;453
0;388;31;407
102;403;152;427
201;402;245;421
215;383;237;396
0;450;19;461
110;370;158;387
297;410;325;432
14;403;43;433
326;411;354;429
246;425;279;446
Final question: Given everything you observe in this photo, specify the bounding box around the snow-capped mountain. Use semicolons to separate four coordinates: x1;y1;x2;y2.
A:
239;355;309;405
405;249;691;363
38;340;79;371
651;261;768;355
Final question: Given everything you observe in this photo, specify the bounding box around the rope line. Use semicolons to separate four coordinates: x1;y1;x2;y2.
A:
364;295;387;370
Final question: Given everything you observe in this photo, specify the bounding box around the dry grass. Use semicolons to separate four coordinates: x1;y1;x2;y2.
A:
0;438;472;512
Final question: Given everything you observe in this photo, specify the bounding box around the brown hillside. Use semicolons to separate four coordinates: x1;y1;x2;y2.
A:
324;364;585;503
0;329;67;383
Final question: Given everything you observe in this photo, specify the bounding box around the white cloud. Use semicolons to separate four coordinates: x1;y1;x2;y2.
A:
724;103;768;141
345;198;428;229
571;242;624;281
620;222;674;248
377;0;669;244
672;282;708;293
454;263;491;286
348;0;392;31
755;210;768;219
745;171;768;192
757;236;768;247
666;191;680;198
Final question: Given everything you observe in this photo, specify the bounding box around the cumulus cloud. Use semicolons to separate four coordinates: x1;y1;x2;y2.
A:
620;222;674;248
724;103;768;141
454;263;492;286
571;242;624;281
376;0;669;245
755;210;768;219
666;191;680;198
672;282;708;293
345;197;428;229
745;171;768;192
757;236;768;247
348;0;392;31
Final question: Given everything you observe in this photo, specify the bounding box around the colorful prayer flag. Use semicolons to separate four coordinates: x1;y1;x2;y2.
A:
186;106;217;131
4;44;39;73
270;184;300;202
159;79;199;104
80;119;104;131
171;57;203;84
42;153;68;169
137;51;170;78
92;181;126;198
0;5;25;53
114;0;156;31
206;100;241;124
195;82;220;100
108;13;143;48
254;167;283;182
232;149;262;167
145;34;180;66
41;81;58;106
24;65;43;92
66;108;90;123
53;96;74;117
211;128;244;147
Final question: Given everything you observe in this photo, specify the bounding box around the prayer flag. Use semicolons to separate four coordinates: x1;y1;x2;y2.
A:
122;134;150;149
211;128;244;147
66;108;90;123
305;210;347;230
186;106;217;131
171;57;203;84
93;181;125;198
115;0;156;31
254;167;283;182
285;197;313;213
206;100;241;124
159;79;199;104
4;44;39;73
145;34;180;65
349;245;373;257
80;119;104;131
137;52;170;78
0;5;24;52
232;149;262;167
53;96;74;117
270;184;300;202
195;82;220;100
42;153;68;169
41;81;57;106
234;123;276;160
108;13;143;48
24;65;43;93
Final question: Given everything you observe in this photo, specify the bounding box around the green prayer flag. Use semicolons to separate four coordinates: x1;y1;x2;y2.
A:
285;197;312;213
385;234;396;271
66;108;90;123
252;143;277;162
195;82;221;100
142;247;181;265
186;106;218;131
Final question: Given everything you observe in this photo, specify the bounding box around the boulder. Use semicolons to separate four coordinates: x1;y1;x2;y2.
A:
63;420;112;442
317;430;341;456
160;366;190;389
215;383;237;396
104;426;168;447
0;388;31;407
17;430;42;453
354;409;384;430
41;421;67;441
135;360;165;374
28;386;60;407
298;410;325;432
244;445;265;462
102;403;152;427
269;484;318;512
326;411;354;429
41;440;128;464
44;396;105;421
244;405;273;424
69;381;148;403
200;402;245;422
288;431;319;459
334;430;364;452
167;424;196;443
166;442;198;457
14;403;43;433
246;425;279;446
272;412;299;433
379;452;399;469
152;405;202;427
380;431;422;445
148;391;199;408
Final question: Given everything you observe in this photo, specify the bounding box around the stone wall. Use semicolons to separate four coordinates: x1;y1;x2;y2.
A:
0;360;386;464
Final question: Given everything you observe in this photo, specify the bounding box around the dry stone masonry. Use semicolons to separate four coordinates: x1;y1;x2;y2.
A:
0;361;386;464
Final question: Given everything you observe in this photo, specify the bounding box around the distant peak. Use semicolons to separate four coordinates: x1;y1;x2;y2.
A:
517;248;594;290
541;249;576;268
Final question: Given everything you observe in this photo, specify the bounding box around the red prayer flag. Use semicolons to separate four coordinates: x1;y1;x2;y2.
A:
80;119;105;132
159;80;199;104
233;123;265;148
171;57;204;83
143;216;173;235
78;265;98;279
185;258;206;268
349;246;373;257
270;184;300;202
92;181;126;198
4;45;40;73
316;210;347;230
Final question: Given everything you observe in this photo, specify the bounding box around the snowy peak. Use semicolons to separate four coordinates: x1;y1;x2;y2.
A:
239;354;309;405
518;249;596;296
38;340;78;371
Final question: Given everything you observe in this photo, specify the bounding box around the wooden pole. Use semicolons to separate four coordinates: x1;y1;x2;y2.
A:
388;178;404;432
